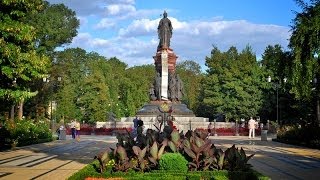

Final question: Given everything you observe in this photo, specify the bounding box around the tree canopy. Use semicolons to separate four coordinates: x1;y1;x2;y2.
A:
289;0;320;125
200;46;266;120
0;0;50;119
289;0;320;99
25;1;79;53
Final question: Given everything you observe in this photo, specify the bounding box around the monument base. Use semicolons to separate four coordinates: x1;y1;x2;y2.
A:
136;101;194;117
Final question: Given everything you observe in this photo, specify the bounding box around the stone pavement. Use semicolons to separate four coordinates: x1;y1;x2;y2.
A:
1;135;320;180
0;136;117;180
209;136;320;180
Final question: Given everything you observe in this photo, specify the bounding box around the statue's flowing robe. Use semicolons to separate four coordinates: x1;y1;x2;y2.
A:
158;18;172;48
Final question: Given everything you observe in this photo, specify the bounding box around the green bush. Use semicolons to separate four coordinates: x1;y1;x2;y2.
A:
159;153;188;172
4;119;53;147
69;161;269;180
276;125;320;149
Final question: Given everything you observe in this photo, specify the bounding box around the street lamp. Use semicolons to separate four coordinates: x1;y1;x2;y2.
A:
267;76;287;125
43;75;62;131
312;77;320;126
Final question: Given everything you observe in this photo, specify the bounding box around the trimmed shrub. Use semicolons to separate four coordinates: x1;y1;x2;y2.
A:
68;161;269;180
159;153;188;172
276;125;320;149
4;119;53;147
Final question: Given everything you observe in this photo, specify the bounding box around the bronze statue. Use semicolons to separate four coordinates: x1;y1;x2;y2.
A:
168;73;176;101
157;11;173;49
153;72;161;100
176;74;184;101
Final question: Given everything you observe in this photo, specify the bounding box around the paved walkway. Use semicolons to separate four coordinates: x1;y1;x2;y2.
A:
1;135;320;179
0;136;117;180
210;136;320;180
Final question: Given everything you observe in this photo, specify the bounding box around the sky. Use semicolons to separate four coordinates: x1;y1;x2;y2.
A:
47;0;303;69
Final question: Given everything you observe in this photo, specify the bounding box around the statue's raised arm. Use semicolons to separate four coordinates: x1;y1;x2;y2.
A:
157;11;173;49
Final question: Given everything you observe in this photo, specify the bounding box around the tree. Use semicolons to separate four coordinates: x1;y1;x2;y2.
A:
0;0;50;120
125;64;155;116
176;60;203;113
260;45;299;123
201;46;265;121
19;1;79;121
53;48;88;122
80;57;113;124
25;1;79;53
289;0;320;125
52;49;147;123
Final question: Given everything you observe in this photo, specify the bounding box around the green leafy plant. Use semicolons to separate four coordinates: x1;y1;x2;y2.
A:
4;119;52;147
183;132;212;170
112;145;133;172
94;150;111;173
148;140;168;166
132;146;148;171
95;129;255;174
224;145;254;171
159;153;188;172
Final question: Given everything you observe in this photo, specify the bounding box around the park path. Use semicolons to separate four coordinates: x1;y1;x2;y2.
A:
210;136;320;180
1;135;320;179
0;136;117;180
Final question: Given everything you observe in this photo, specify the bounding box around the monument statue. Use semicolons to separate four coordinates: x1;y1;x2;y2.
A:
138;10;194;118
157;11;173;49
149;84;157;101
153;72;161;100
176;74;184;101
168;73;177;101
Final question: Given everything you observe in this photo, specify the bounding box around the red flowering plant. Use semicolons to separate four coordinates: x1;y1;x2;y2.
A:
196;127;261;136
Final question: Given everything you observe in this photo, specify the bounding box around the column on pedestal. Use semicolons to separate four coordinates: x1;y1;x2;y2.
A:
160;50;169;100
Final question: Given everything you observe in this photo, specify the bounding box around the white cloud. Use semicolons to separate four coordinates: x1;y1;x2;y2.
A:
71;33;111;49
48;0;136;17
95;18;116;29
119;18;159;37
105;4;136;16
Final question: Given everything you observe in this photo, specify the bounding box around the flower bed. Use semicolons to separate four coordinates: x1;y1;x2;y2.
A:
69;156;269;180
196;127;261;136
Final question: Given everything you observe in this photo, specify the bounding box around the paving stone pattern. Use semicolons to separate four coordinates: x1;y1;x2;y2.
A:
1;135;320;179
0;136;117;180
211;136;320;180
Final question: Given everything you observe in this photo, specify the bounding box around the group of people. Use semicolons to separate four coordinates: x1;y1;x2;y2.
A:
132;116;144;137
70;120;81;140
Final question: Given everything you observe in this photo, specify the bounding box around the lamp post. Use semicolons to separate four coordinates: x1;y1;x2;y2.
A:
267;76;287;125
312;77;320;126
43;75;61;131
235;119;239;136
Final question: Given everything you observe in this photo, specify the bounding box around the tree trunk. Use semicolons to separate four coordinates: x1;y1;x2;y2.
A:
10;105;15;120
17;99;24;120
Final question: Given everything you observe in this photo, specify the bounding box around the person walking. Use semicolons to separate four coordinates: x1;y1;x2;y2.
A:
75;120;81;141
208;122;213;136
70;120;76;139
132;116;139;137
248;117;257;139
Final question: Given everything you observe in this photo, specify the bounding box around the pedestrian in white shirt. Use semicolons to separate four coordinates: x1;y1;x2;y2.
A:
248;117;257;139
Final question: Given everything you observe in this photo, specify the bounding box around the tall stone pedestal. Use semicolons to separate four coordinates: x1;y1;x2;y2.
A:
154;48;178;74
